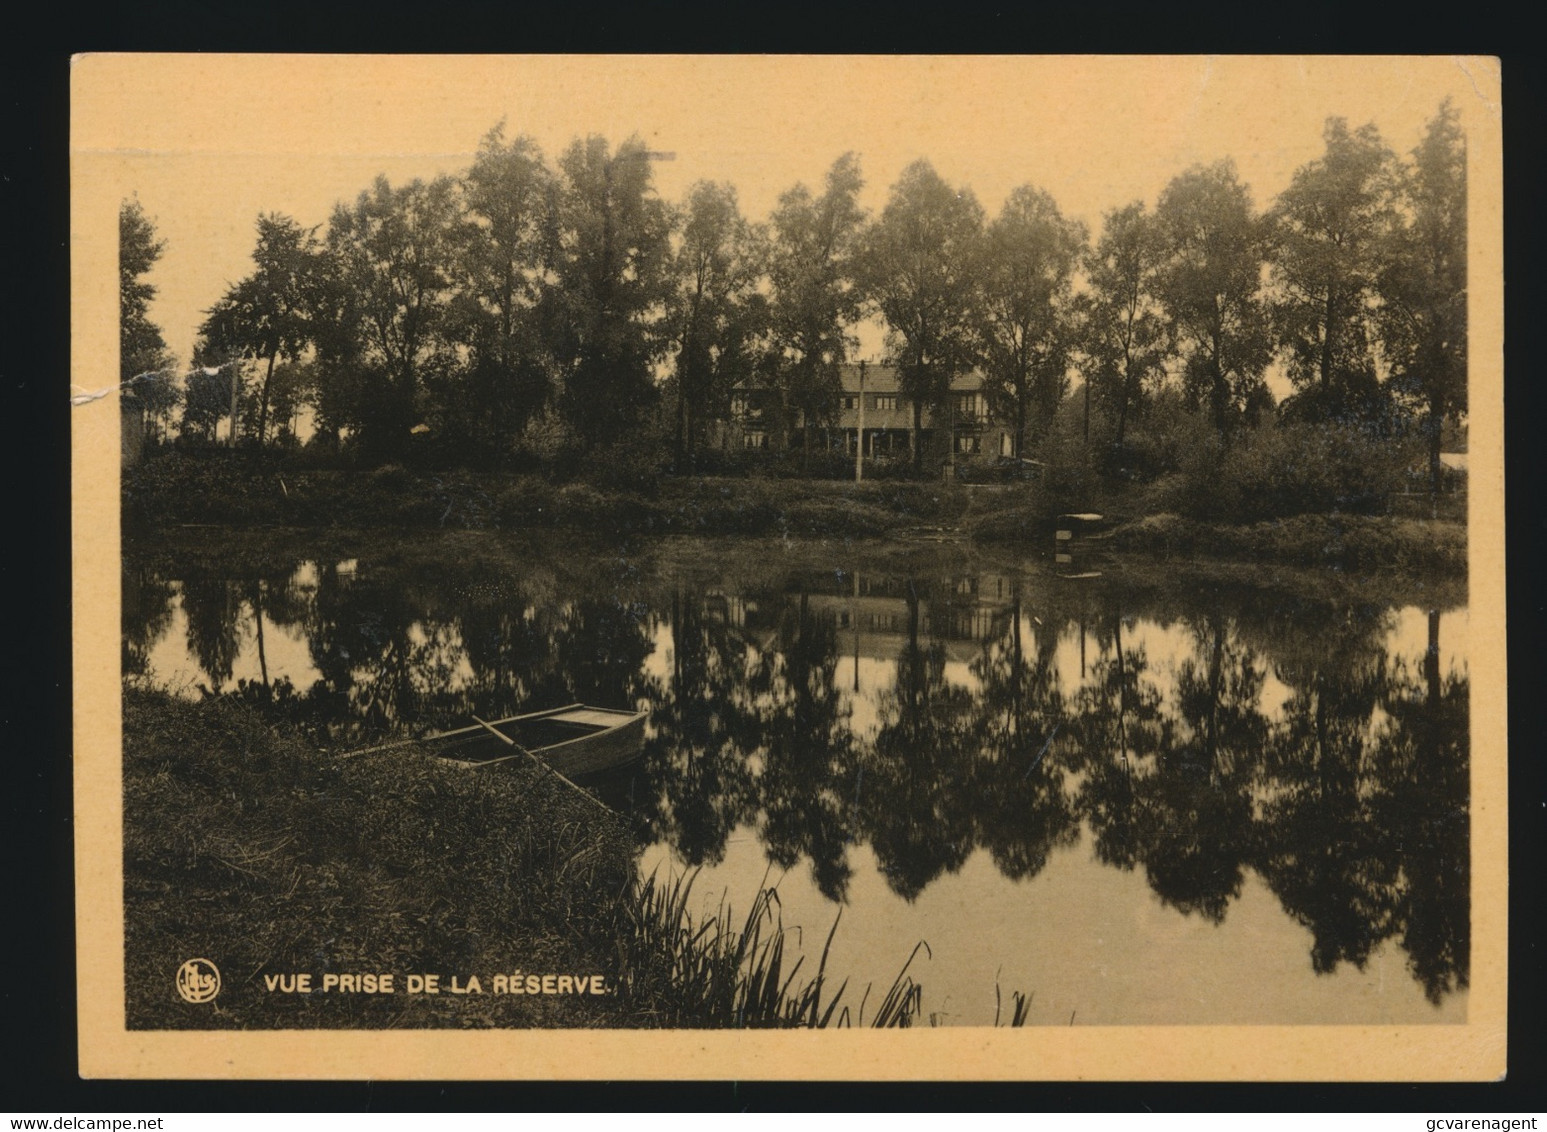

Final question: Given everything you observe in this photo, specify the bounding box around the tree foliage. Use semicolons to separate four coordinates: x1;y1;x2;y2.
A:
1269;118;1397;424
120;199;171;383
1079;201;1169;447
120;199;180;438
973;185;1086;457
858;159;984;467
199;213;323;443
141;107;1469;492
550;135;676;452
667;180;767;465
450;125;556;461
1154;161;1274;436
764;153;868;448
1379;99;1467;493
324;174;462;457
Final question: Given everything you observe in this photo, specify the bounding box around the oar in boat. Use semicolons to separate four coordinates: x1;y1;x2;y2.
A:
470;714;613;814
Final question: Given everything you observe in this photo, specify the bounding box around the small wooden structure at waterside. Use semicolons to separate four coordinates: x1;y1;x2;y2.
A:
1054;512;1109;579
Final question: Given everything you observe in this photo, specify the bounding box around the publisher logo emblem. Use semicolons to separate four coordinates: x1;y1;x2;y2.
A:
176;958;221;1004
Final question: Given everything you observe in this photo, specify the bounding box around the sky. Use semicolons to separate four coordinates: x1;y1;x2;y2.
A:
74;54;1499;370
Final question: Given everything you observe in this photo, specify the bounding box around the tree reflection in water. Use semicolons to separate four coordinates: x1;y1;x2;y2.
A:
865;581;978;900
968;584;1079;884
747;588;859;901
636;586;758;870
1068;609;1168;873
123;544;1470;1004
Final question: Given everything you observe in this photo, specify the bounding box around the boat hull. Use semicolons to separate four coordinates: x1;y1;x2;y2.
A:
423;704;648;777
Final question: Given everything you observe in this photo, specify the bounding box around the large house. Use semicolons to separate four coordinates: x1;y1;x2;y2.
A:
725;363;1016;462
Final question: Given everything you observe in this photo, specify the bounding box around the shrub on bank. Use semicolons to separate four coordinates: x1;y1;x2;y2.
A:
1109;512;1465;575
965;484;1063;542
494;475;561;527
1131;420;1420;525
1216;421;1418;522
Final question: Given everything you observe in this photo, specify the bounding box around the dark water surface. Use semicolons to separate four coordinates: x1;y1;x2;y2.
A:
124;532;1469;1025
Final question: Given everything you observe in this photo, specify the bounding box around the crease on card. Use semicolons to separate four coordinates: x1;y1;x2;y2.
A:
1453;57;1501;120
71;369;174;406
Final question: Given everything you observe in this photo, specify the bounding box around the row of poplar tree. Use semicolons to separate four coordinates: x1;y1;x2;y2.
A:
120;100;1465;488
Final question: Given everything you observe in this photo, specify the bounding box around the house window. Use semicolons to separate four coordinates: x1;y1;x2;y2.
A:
1000;432;1013;456
744;431;767;450
841;395;857;411
873;395;898;411
956;434;981;454
731;397;747;416
956;393;983;420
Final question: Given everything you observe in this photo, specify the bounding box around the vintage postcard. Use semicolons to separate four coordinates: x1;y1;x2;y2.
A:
72;55;1505;1079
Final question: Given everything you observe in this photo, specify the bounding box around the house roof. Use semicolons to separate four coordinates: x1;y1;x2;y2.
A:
835;363;986;393
733;364;988;396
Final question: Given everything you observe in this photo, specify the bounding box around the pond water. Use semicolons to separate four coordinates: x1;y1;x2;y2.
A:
124;532;1469;1026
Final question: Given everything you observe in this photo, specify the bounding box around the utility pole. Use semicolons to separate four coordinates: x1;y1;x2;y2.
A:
944;378;956;482
227;358;239;448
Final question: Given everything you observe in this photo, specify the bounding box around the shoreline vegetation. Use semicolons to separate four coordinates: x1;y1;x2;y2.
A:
124;688;962;1029
124;454;1465;579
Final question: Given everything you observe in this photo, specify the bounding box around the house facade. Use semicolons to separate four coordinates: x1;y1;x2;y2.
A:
724;363;1016;462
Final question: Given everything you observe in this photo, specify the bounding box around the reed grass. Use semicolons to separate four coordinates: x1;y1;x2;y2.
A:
615;869;942;1028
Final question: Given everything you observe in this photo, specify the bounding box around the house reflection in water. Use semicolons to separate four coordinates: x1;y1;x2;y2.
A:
700;570;1018;667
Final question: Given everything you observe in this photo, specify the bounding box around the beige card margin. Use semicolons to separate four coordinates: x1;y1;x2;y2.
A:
71;54;1507;1081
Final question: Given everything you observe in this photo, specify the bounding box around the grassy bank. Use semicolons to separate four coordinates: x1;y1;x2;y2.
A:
124;451;1465;576
125;688;633;1028
124;453;973;541
125;690;939;1029
1101;511;1467;577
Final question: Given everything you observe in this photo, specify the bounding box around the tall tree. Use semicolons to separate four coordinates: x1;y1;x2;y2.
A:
549;135;675;451
1269;118;1397;424
973;185;1086;458
199;213;322;444
765;153;867;456
858;160;984;469
1080;201;1170;447
451;124;555;462
667;181;767;467
120;199;171;384
325;174;461;459
304;245;369;451
1154;161;1274;436
1379;99;1467;496
120;200;179;441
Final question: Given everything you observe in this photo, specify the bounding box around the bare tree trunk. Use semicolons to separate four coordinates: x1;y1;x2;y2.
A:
1320;289;1337;397
675;375;688;470
257;351;277;446
1428;402;1445;500
253;580;269;688
1083;375;1090;444
911;399;922;472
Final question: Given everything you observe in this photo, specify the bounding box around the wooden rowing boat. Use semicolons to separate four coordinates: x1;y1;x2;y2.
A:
422;703;647;776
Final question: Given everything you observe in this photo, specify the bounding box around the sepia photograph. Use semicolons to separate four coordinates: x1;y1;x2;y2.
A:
71;54;1505;1079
